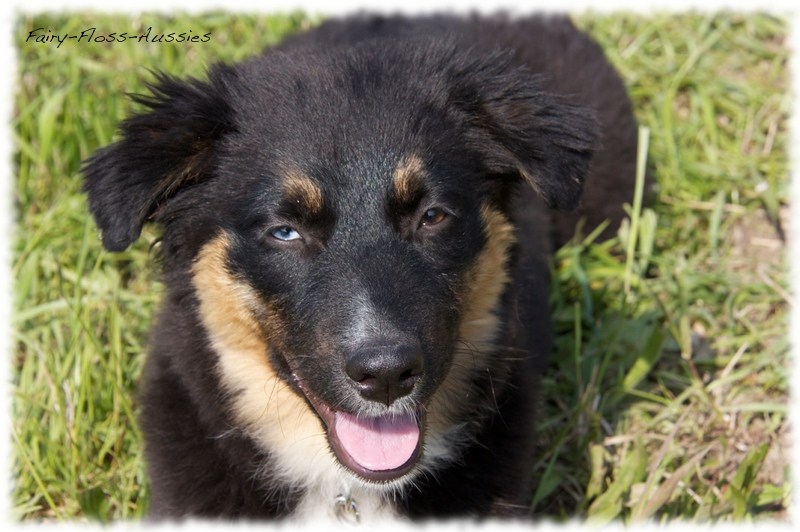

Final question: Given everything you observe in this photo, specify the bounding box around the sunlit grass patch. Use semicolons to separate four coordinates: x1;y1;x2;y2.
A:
535;12;790;523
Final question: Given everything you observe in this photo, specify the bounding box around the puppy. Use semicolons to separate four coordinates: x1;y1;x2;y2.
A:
82;14;639;522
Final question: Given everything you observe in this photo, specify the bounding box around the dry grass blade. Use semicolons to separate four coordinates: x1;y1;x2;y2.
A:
631;443;716;523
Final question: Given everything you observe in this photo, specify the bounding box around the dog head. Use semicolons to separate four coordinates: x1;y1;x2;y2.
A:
83;37;597;485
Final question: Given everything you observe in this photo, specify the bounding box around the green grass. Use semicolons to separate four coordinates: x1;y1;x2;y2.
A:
12;11;790;523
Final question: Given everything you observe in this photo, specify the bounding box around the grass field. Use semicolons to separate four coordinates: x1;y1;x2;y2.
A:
11;11;790;523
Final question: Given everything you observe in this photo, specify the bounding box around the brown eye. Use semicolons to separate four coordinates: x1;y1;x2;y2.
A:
420;207;447;227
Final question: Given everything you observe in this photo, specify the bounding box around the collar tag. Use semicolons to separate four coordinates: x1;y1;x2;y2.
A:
333;493;360;527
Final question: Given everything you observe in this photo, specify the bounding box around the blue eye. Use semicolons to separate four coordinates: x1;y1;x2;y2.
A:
270;226;302;242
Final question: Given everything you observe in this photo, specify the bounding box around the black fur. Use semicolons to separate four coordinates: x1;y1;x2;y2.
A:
82;14;639;521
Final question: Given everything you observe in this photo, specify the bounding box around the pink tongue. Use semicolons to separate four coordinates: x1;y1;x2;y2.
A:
334;412;419;471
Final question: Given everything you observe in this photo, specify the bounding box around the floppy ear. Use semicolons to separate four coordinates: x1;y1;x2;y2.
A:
82;65;237;252
456;61;599;211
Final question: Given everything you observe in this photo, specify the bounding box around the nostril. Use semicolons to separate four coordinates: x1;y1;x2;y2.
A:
347;367;373;381
399;368;420;384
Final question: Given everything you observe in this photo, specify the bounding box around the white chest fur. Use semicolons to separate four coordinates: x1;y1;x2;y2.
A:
291;468;399;525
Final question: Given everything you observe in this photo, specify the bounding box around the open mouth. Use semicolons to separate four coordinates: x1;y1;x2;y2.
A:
293;375;423;481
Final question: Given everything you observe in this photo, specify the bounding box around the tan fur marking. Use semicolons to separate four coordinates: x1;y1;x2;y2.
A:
392;154;426;204
192;234;336;485
284;170;324;217
427;205;517;433
458;206;517;350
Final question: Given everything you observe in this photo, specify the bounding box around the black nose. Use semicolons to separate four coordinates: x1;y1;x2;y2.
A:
345;342;424;406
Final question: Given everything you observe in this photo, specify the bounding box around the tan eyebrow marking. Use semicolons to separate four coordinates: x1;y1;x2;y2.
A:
392;154;426;205
283;170;324;217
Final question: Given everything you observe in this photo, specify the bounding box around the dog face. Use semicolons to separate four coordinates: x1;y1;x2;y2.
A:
83;38;597;485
